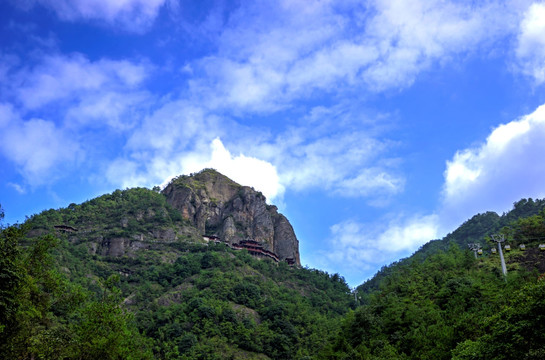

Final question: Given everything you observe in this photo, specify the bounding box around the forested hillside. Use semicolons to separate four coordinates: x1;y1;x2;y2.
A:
359;198;545;295
323;199;545;359
3;192;545;359
0;181;353;360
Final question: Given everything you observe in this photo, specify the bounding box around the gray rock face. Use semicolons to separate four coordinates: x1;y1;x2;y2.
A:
273;213;300;263
162;169;301;265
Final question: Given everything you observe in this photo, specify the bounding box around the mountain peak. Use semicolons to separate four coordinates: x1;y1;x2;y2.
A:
174;168;239;186
162;169;300;265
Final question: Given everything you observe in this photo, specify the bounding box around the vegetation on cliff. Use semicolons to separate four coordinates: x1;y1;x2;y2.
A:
27;187;193;242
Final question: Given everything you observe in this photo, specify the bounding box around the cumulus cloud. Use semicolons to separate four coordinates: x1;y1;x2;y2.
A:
318;100;545;284
105;98;401;204
27;0;166;32
0;103;81;186
442;103;545;227
243;105;405;203
16;54;149;110
107;137;284;202
188;0;521;114
516;2;545;83
110;122;403;205
182;138;284;201
318;214;440;283
0;53;152;186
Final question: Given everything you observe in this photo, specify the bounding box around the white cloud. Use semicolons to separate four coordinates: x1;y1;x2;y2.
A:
103;99;233;192
105;158;150;189
107;98;401;204
16;54;149;110
362;0;502;90
65;91;150;131
274;132;403;199
189;2;372;112
286;42;379;94
516;2;545;83
442;103;545;227
336;168;404;198
29;0;166;32
0;53;154;187
0;104;81;185
91;0;533;204
0;103;17;128
7;182;26;194
242;105;405;203
318;99;545;284
6;0;523;202
126;100;217;153
318;214;440;283
188;0;522;114
183;138;284;201
376;214;440;251
109;120;403;205
107;137;284;202
4;0;532;208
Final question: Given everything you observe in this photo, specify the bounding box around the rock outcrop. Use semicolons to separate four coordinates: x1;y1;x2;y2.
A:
162;169;300;265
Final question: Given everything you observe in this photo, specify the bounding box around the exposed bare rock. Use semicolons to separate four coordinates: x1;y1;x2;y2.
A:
221;216;237;243
150;228;177;242
101;237;131;257
100;237;154;257
162;169;300;265
273;213;300;263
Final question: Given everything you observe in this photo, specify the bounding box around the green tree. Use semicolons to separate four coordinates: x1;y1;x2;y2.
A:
453;279;545;360
72;275;152;360
0;217;152;359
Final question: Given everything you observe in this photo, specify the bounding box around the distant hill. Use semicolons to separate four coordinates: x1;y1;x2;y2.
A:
327;198;545;360
359;198;545;295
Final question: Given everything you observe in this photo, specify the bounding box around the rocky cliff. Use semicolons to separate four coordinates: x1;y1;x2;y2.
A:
162;169;300;265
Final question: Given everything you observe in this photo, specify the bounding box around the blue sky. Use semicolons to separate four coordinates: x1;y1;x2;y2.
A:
2;0;545;286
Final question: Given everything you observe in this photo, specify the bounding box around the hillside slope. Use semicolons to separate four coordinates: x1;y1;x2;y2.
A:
359;198;545;294
323;199;545;360
5;176;545;359
26;169;300;265
0;171;349;360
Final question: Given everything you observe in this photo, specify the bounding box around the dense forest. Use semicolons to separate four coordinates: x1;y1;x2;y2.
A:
328;198;545;360
0;193;352;360
2;193;545;359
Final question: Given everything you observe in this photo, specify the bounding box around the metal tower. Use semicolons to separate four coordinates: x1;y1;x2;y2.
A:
491;234;507;277
467;243;481;259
